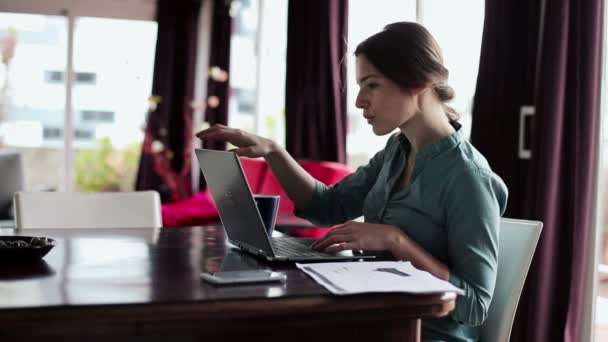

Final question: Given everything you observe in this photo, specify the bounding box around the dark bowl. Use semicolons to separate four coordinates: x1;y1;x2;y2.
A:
0;236;56;263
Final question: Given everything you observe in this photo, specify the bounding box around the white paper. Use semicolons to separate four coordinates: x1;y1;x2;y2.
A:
296;261;464;296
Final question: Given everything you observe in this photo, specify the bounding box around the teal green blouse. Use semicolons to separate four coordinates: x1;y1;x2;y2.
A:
296;126;508;342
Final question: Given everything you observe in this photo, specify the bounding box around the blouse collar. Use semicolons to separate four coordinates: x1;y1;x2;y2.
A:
397;121;464;161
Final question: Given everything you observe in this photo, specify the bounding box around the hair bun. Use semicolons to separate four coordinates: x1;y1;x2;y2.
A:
433;84;455;102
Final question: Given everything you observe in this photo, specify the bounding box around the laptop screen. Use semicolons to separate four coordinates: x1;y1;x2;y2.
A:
195;149;274;255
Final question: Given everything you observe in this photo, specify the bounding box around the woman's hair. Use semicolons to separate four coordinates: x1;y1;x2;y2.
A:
354;22;459;121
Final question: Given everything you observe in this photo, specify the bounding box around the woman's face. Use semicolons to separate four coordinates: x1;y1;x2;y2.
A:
355;55;417;136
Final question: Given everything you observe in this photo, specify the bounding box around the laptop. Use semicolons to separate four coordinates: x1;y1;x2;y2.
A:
195;148;375;262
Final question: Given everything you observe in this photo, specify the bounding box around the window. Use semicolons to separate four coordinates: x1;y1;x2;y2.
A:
81;110;114;123
0;13;68;189
0;0;157;191
45;70;64;83
74;71;95;84
422;0;485;139
228;0;259;134
346;0;485;168
346;0;417;168
227;0;288;147
43;127;62;139
45;70;97;84
72;17;156;156
74;128;93;140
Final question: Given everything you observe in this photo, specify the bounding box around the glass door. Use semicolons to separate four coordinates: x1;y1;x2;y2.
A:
0;10;157;191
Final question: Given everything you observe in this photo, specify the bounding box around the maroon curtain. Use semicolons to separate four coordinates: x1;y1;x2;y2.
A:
136;0;201;203
473;0;603;340
202;0;232;152
470;0;542;219
285;0;348;163
517;0;603;341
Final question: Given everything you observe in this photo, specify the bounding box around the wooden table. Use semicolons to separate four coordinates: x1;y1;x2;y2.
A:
0;226;456;341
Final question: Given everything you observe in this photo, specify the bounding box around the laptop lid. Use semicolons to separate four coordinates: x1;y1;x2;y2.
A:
195;149;276;257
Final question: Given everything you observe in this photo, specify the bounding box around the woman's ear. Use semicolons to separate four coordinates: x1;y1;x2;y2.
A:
409;83;431;97
411;83;431;96
412;83;432;111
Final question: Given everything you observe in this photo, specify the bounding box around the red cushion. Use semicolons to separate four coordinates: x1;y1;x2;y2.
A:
256;171;293;215
299;160;353;184
162;190;219;227
289;227;335;238
239;157;267;193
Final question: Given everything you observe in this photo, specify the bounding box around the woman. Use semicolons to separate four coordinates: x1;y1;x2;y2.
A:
197;22;507;342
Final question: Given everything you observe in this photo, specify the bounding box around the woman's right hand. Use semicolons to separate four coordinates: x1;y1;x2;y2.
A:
195;124;276;158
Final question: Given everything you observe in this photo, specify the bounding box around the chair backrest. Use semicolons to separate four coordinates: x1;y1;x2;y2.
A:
13;191;162;229
480;218;543;342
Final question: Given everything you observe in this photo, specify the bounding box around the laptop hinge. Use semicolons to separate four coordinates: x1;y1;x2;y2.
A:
231;239;275;258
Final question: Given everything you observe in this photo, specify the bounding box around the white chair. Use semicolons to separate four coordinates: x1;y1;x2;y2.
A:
480;218;543;342
13;191;162;229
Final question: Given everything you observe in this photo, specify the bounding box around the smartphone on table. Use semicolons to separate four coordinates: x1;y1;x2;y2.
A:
201;270;287;285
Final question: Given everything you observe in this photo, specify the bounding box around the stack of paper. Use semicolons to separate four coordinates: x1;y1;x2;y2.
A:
296;261;464;296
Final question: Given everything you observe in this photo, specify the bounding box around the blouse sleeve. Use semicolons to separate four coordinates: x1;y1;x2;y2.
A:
294;148;386;227
443;167;508;326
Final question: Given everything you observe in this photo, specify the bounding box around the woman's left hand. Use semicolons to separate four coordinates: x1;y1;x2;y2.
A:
311;221;404;254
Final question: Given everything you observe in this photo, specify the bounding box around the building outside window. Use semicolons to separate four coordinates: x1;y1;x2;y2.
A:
0;5;157;192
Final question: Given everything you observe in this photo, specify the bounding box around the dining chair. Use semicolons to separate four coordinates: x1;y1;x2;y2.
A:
13;191;162;229
480;218;543;342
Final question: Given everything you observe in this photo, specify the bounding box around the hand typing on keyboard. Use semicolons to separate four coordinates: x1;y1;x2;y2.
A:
311;221;405;255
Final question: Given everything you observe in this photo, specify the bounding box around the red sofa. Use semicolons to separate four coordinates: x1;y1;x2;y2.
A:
161;158;354;238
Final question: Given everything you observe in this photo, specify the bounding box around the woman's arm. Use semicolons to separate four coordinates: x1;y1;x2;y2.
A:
264;142;317;210
311;221;450;281
390;231;450;281
197;124;317;209
442;168;508;326
199;125;391;226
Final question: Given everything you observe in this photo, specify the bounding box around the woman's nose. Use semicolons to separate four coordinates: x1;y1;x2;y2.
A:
355;92;368;109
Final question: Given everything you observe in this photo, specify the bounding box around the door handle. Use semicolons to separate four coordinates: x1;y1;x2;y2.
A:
518;105;534;159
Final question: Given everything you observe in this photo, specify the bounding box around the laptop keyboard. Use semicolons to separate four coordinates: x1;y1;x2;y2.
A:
271;237;330;257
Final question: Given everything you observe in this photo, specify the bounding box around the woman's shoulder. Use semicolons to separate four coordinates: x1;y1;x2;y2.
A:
439;143;508;213
440;140;508;192
450;140;497;175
